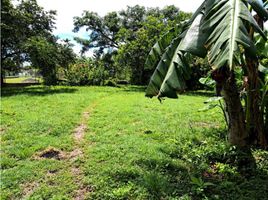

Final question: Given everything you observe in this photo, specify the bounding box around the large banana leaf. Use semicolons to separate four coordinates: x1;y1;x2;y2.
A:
144;27;179;70
145;37;190;98
145;1;206;98
145;0;267;99
178;12;207;57
178;0;209;57
203;0;266;70
246;0;268;20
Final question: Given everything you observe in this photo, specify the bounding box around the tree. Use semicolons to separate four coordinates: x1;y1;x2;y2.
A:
114;15;171;85
145;0;268;148
1;0;57;84
24;37;76;85
73;5;191;85
73;11;120;55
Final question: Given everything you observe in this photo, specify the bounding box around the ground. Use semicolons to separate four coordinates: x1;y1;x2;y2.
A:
1;85;268;199
4;76;41;84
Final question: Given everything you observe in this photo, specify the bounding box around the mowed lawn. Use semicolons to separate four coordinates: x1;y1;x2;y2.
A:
1;86;267;199
4;77;41;84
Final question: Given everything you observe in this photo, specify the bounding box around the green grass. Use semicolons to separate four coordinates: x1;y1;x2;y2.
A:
1;86;268;199
4;77;42;84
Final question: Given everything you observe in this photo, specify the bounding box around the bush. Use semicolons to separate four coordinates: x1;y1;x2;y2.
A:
63;59;110;86
104;79;118;87
63;62;91;85
186;57;211;90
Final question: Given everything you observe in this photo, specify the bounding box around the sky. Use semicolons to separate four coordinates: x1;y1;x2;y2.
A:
36;0;204;55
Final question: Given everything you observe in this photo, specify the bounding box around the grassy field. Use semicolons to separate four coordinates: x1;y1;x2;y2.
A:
1;86;267;199
4;77;28;83
4;77;42;84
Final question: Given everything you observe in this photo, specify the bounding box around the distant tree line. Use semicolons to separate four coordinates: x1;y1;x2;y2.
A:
73;5;194;85
1;0;210;87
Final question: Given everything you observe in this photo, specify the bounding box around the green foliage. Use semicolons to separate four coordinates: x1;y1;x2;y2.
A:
115;23;167;85
104;79;117;87
186;57;211;90
199;96;229;128
144;26;179;71
1;0;75;85
145;37;190;98
199;76;216;89
146;0;267;98
145;0;268;147
24;37;58;85
62;59;92;85
190;176;214;197
1;0;56;71
24;37;76;85
63;59;109;86
73;10;120;54
73;5;191;85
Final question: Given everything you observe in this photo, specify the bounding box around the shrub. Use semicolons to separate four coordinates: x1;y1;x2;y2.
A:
63;59;110;86
104;79;118;87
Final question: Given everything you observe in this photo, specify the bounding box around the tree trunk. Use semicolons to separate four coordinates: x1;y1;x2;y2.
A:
222;71;247;146
245;54;267;147
244;15;267;148
1;72;4;87
212;69;247;147
265;104;268;135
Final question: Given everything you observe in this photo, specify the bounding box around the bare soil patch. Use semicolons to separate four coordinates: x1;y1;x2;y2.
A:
71;166;93;200
0;127;6;135
83;111;90;119
21;181;39;199
69;148;83;160
73;111;91;142
71;109;93;199
31;108;93;198
74;124;87;142
74;186;93;200
34;147;66;160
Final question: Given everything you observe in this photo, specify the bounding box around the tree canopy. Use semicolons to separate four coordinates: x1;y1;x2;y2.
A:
73;5;191;84
1;0;76;85
1;0;56;64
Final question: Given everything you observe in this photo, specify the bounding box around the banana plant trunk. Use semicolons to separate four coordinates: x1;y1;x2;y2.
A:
213;63;267;148
245;54;267;147
212;69;248;147
244;17;267;148
221;71;248;147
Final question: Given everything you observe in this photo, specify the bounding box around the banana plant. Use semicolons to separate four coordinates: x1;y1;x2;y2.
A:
145;0;268;148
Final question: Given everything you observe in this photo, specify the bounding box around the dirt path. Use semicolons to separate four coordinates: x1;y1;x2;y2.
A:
21;97;104;199
22;108;94;199
73;111;90;143
71;110;92;200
